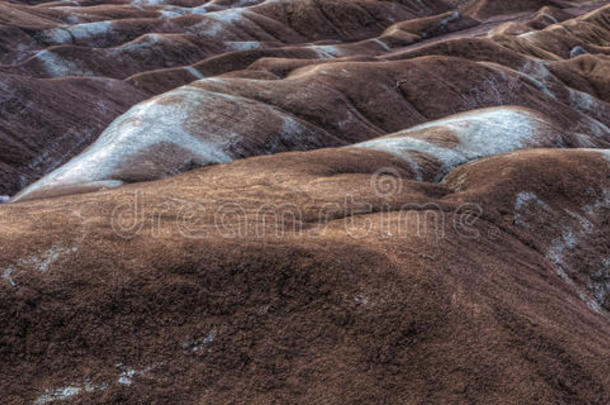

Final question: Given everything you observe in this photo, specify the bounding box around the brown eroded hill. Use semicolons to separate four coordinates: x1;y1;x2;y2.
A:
1;0;609;198
1;147;609;403
0;0;609;403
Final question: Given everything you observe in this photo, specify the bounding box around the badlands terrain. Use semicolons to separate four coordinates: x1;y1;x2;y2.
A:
1;0;609;403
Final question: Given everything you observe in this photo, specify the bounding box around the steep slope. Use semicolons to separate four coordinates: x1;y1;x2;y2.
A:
11;103;609;202
0;73;146;196
1;0;609;199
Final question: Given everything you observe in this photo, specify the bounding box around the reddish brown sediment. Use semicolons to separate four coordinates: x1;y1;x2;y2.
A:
0;0;609;403
1;147;610;403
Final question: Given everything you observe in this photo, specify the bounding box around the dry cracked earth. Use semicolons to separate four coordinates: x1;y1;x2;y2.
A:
1;0;610;403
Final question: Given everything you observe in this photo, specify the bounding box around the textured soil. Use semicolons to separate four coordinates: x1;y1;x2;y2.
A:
0;0;609;403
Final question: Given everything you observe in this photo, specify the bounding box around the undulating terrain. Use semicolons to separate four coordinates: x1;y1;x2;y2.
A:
0;0;609;403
